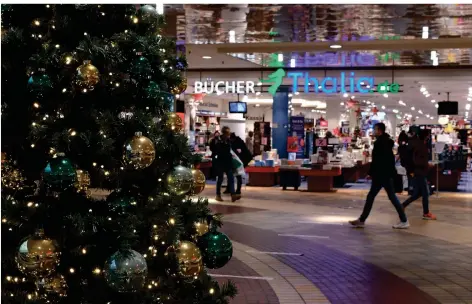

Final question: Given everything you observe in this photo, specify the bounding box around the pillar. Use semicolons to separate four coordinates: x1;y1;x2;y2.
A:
272;86;289;159
326;99;340;133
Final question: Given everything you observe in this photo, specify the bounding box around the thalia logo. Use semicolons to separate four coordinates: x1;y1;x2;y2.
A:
261;68;399;96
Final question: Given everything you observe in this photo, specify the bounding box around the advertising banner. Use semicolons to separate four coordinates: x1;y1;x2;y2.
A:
289;116;305;158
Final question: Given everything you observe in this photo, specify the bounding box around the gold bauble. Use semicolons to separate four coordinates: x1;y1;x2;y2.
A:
190;169;206;195
17;229;60;278
165;113;183;132
194;221;209;237
171;79;187;95
167;241;203;278
123;132;156;170
75;170;90;192
39;274;67;297
76;60;100;89
166;165;193;195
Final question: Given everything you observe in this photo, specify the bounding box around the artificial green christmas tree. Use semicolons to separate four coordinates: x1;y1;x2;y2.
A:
1;4;236;303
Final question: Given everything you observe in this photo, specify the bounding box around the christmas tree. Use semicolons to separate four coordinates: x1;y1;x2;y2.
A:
1;4;236;303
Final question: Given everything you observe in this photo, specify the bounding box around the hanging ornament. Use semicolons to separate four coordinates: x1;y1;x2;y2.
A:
190;169;205;195
130;54;152;79
1;157;25;190
42;153;77;191
138;5;159;24
17;229;60;277
123;132;156;170
144;80;160;99
27;72;53;94
106;189;137;214
194;221;209;237
75;170;90;193
166;241;203;278
166;165;193;195
37;274;67;298
165;113;183;132
171;78;187;95
75;60;100;90
197;229;233;269
104;249;148;292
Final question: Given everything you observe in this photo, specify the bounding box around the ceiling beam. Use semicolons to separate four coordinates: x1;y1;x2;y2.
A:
216;38;472;53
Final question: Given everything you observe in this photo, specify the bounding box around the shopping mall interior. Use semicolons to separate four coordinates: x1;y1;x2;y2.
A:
165;4;472;304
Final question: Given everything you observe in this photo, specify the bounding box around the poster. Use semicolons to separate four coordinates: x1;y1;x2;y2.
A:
287;136;299;153
290;116;305;158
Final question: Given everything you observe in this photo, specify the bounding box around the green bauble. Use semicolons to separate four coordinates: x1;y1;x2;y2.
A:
138;5;159;24
144;81;160;99
166;165;193;196
42;154;76;191
27;73;53;94
197;230;233;269
104;249;147;292
130;56;152;78
107;190;137;214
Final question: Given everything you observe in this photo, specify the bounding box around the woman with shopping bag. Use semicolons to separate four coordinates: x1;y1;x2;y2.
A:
223;133;251;196
210;126;240;202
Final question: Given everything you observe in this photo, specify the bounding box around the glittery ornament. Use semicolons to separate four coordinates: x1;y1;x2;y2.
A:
166;165;193;195
194;221;209;237
75;170;90;193
1;156;25;190
171;78;187;95
144;81;160;99
27;73;52;94
165;113;183;132
38;274;67;298
123;132;156;169
166;241;202;278
76;60;100;90
104;249;148;292
197;229;233;269
17;229;60;277
130;56;152;79
190;169;205;195
42;153;77;191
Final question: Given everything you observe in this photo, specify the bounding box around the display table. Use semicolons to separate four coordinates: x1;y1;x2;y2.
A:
246;166;279;187
195;161;212;179
299;167;342;192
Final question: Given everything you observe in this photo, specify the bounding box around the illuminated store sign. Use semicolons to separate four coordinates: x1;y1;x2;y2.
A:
194;81;255;94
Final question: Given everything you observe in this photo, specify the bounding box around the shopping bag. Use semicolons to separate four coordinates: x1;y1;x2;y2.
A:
230;150;246;176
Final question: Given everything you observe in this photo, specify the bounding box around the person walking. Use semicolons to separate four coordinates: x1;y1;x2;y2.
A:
401;129;437;220
224;133;252;196
349;123;409;229
245;131;254;156
210;127;239;202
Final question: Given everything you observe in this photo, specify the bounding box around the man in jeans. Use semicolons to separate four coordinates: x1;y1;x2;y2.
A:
349;123;409;229
210;126;240;202
402;130;437;220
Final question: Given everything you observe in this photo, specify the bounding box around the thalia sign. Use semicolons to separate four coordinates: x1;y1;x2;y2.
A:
194;69;399;95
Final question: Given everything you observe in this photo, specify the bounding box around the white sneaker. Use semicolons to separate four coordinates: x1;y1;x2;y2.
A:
392;221;410;229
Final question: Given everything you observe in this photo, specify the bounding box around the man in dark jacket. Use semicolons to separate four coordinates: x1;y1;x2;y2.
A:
349;123;409;229
401;130;436;220
223;133;252;195
210;126;239;202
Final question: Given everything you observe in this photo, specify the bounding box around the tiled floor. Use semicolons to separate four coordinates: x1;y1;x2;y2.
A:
203;185;472;304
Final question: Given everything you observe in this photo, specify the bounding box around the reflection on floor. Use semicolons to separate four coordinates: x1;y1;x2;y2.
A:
202;185;472;304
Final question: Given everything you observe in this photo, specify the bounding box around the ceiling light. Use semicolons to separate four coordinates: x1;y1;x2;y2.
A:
416;116;419;119
288;93;293;97
438;116;448;124
295;92;299;95
431;99;436;103
381;106;386;109
425;94;430;97
366;101;371;104
423;91;428;95
435;104;439;108
411;107;415;110
467;98;472;102
255;104;260;107
465;111;469;117
255;92;261;96
466;104;471;110
202;56;212;59
351;95;355;99
430;116;434;120
330;44;342;49
257;82;262;86
340;102;344;106
366;85;371;89
383;94;388;98
418;110;423;114
420;87;426;92
343;93;348;98
393;109;399;113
